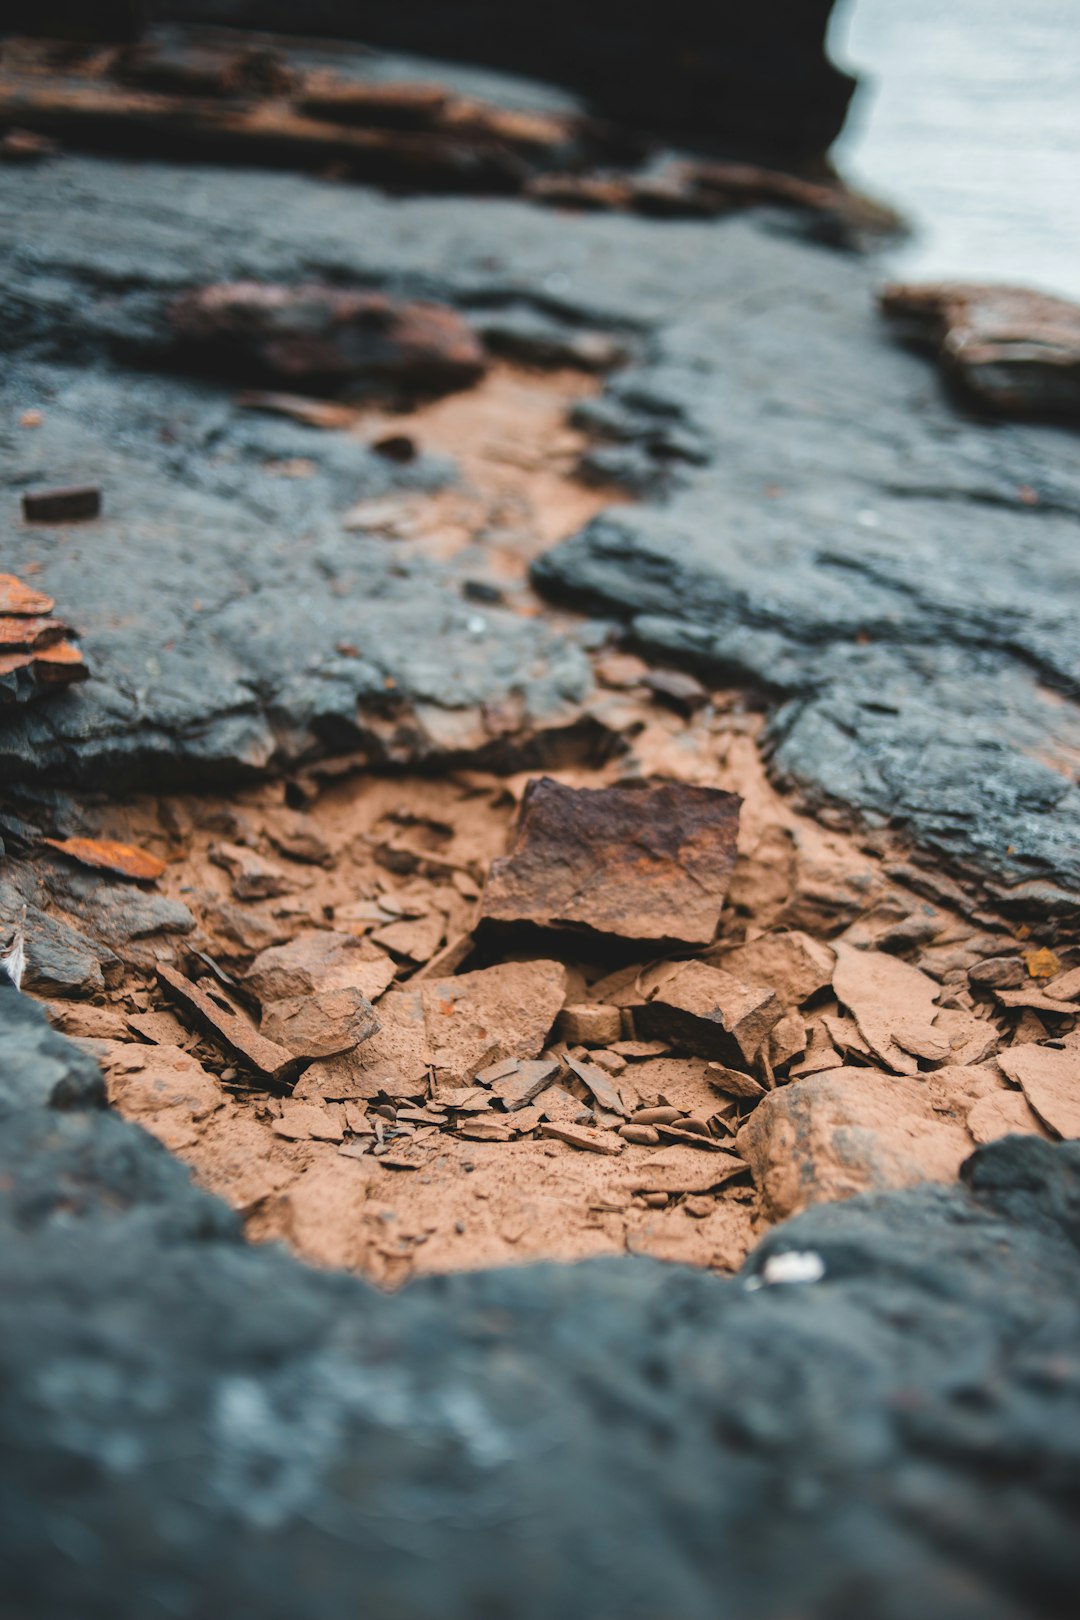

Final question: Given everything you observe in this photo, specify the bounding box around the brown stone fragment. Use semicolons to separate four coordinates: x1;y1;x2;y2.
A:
632;1106;683;1127
420;959;567;1085
22;484;101;522
636;961;781;1064
706;1063;767;1100
619;1124;660;1146
609;1040;670;1059
480;777;741;948
487;1057;560;1111
736;1067;972;1219
832;944;942;1076
157;963;297;1083
260;987;378;1061
371;911;444;963
880;281;1080;419
209;841;292;900
169;282;487;396
273;1101;344;1142
556;1003;624;1047
710;931;835;1005
767;1009;806;1069
565;1054;629;1117
246;930;396;1005
1044;966;1080;1003
997;1044;1080;1138
539;1123;624;1155
966;1089;1052;1145
619;1148;745;1195
0;616;67;651
43;836;166;883
995;988;1078;1017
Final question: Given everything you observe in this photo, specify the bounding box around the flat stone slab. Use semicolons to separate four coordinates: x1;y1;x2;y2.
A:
480;776;741;948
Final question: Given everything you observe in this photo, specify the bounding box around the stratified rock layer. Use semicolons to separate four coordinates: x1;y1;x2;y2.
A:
3;988;1080;1618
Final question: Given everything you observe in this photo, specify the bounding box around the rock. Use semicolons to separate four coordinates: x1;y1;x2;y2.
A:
481;777;741;949
43;835;166;882
709;930;835;1005
169;282;487;396
6;988;1080;1616
832;944;942;1077
538;1122;623;1155
246;930;397;1005
556;1003;623;1047
259;987;378;1060
966;1088;1051;1145
209;841;292;900
998;1044;1080;1139
205;0;855;165
157;963;297;1082
98;1039;222;1151
635;961;782;1065
484;1057;560;1111
736;1066;973;1219
881;282;1080;419
22;483;101;522
0;876;119;995
420;959;568;1085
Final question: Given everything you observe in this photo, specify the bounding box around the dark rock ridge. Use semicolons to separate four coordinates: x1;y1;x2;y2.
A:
156;0;855;165
4;129;1080;896
3;987;1080;1618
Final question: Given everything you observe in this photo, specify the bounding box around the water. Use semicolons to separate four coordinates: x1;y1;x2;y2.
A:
830;0;1080;301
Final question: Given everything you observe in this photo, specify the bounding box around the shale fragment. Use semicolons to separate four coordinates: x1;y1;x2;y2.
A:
480;777;741;949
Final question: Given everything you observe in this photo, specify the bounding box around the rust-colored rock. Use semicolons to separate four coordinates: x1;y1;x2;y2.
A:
480;777;741;949
43;836;166;883
880;281;1080;419
736;1067;973;1219
635;961;782;1065
0;574;54;617
168;282;487;396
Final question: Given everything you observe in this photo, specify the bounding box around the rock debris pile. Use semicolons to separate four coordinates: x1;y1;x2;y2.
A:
5;722;1079;1288
0;571;88;705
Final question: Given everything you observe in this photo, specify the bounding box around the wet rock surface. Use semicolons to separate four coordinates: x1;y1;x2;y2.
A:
3;987;1080;1619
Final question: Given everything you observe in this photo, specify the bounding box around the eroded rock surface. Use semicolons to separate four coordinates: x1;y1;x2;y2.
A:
3;989;1080;1619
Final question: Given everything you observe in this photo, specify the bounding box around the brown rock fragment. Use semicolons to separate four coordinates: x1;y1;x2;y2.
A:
966;1089;1052;1145
881;281;1080;419
246;930;396;1005
538;1123;624;1155
420;959;567;1085
260;987;378;1061
556;1003;624;1047
832;944;942;1075
43;836;166;883
169;282;487;396
486;1057;560;1111
157;963;297;1083
209;841;292;900
565;1054;629;1117
636;961;781;1064
710;930;835;1005
997;1044;1080;1138
736;1067;972;1219
22;484;101;522
480;777;740;949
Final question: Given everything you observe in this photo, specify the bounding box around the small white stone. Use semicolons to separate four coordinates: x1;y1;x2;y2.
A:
745;1250;826;1290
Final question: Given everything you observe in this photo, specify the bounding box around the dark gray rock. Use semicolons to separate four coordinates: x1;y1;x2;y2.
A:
2;989;1080;1618
4;113;1080;895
